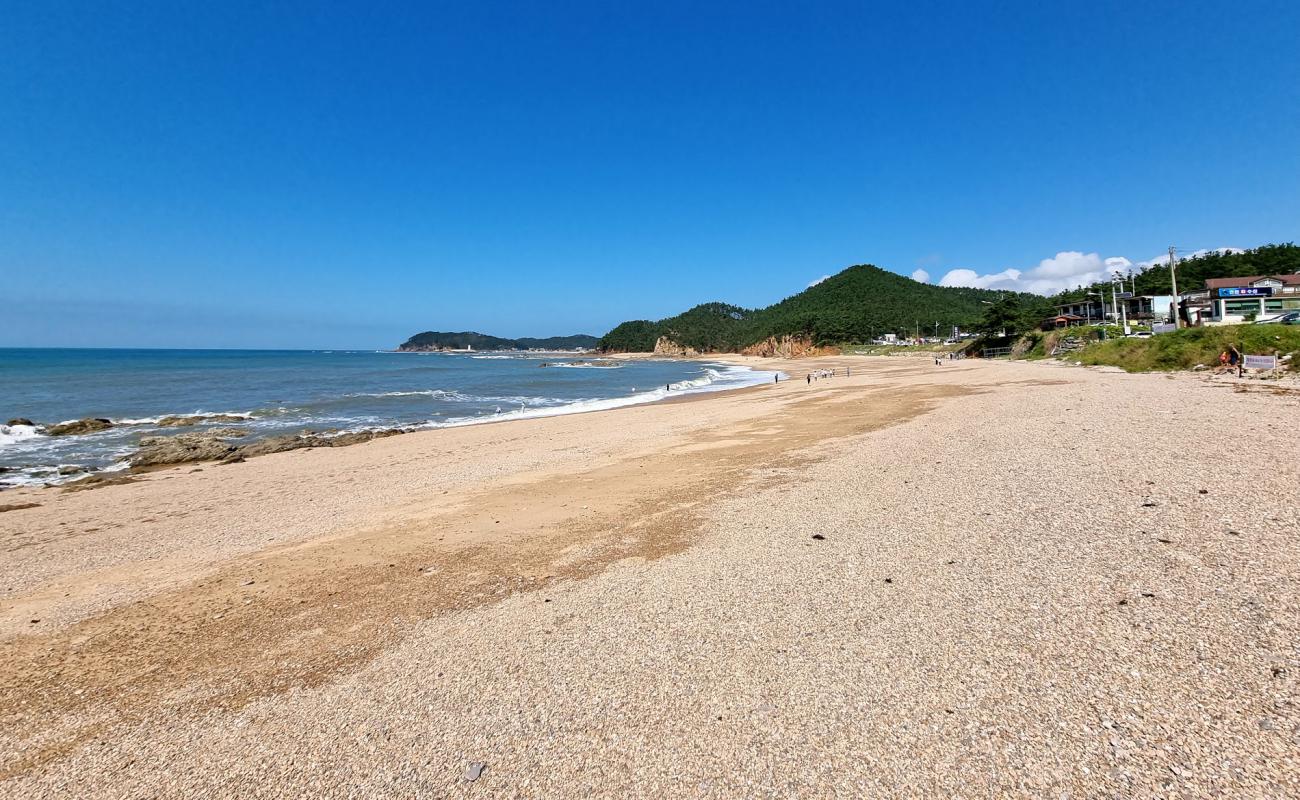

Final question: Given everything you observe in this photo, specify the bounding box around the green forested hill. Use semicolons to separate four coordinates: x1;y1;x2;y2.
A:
599;264;1020;352
600;244;1300;352
398;332;598;351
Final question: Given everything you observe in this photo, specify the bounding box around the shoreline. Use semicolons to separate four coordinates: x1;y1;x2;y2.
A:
3;355;1298;795
1;357;778;490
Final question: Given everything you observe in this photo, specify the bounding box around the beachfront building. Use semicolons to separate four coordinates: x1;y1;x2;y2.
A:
1046;295;1169;329
1192;274;1300;325
1055;298;1105;323
1118;295;1172;322
1041;313;1087;330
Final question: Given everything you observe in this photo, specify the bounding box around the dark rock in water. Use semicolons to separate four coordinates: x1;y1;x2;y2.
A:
6;418;35;427
46;418;113;436
156;414;252;427
57;465;88;475
538;359;616;368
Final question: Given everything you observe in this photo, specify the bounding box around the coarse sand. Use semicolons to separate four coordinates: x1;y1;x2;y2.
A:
1;356;1297;797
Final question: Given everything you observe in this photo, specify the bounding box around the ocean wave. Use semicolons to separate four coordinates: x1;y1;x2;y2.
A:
0;459;129;490
47;412;258;427
343;389;474;401
470;355;517;360
0;424;43;447
546;362;621;369
340;389;575;407
425;364;776;429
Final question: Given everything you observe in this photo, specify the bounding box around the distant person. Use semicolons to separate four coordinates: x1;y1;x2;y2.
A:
1218;350;1229;373
1229;345;1243;377
806;374;811;385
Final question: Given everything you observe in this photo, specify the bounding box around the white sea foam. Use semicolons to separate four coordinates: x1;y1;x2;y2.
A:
0;424;43;448
345;389;474;400
425;365;776;430
546;362;621;369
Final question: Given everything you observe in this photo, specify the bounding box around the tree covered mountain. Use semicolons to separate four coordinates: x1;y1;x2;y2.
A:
398;331;599;351
599;263;1022;352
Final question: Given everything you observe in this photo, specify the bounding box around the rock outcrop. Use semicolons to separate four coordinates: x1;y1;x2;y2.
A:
652;336;699;357
156;414;252;427
739;335;837;359
132;429;250;468
6;418;35;427
129;427;405;469
46;418;114;436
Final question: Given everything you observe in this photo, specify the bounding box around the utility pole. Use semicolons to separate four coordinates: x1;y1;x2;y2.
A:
1114;271;1130;333
1168;245;1181;328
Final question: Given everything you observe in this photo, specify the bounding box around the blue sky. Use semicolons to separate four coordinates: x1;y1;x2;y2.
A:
3;1;1297;348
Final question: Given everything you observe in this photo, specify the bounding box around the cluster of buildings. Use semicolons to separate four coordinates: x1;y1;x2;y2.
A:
1044;273;1300;330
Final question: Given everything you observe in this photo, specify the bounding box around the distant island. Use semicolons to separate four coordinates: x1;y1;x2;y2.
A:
397;331;600;352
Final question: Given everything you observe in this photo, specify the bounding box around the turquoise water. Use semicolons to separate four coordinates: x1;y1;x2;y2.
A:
0;349;776;488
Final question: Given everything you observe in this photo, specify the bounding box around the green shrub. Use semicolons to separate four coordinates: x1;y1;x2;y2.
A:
1072;324;1300;372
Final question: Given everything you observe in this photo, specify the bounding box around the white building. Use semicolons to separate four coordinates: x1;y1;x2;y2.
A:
1194;274;1300;325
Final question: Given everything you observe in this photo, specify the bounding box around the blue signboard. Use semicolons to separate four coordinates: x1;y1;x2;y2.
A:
1214;287;1273;298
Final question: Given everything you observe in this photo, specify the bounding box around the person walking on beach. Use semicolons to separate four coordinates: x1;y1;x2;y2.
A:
806;374;811;385
1229;344;1243;377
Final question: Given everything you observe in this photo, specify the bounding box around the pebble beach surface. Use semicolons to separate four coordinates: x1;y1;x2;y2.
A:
2;356;1298;797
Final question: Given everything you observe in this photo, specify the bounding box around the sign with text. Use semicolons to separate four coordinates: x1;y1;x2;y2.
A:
1243;354;1278;370
1214;287;1273;298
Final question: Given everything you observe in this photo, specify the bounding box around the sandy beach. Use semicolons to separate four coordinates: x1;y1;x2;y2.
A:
1;355;1297;797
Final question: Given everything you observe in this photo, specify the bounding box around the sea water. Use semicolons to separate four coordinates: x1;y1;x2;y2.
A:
0;349;777;489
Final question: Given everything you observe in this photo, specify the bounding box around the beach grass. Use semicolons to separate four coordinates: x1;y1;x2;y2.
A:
1070;323;1300;372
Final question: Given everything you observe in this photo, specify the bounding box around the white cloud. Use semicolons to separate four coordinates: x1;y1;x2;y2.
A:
807;274;831;288
938;267;1024;289
935;247;1241;295
911;269;930;284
